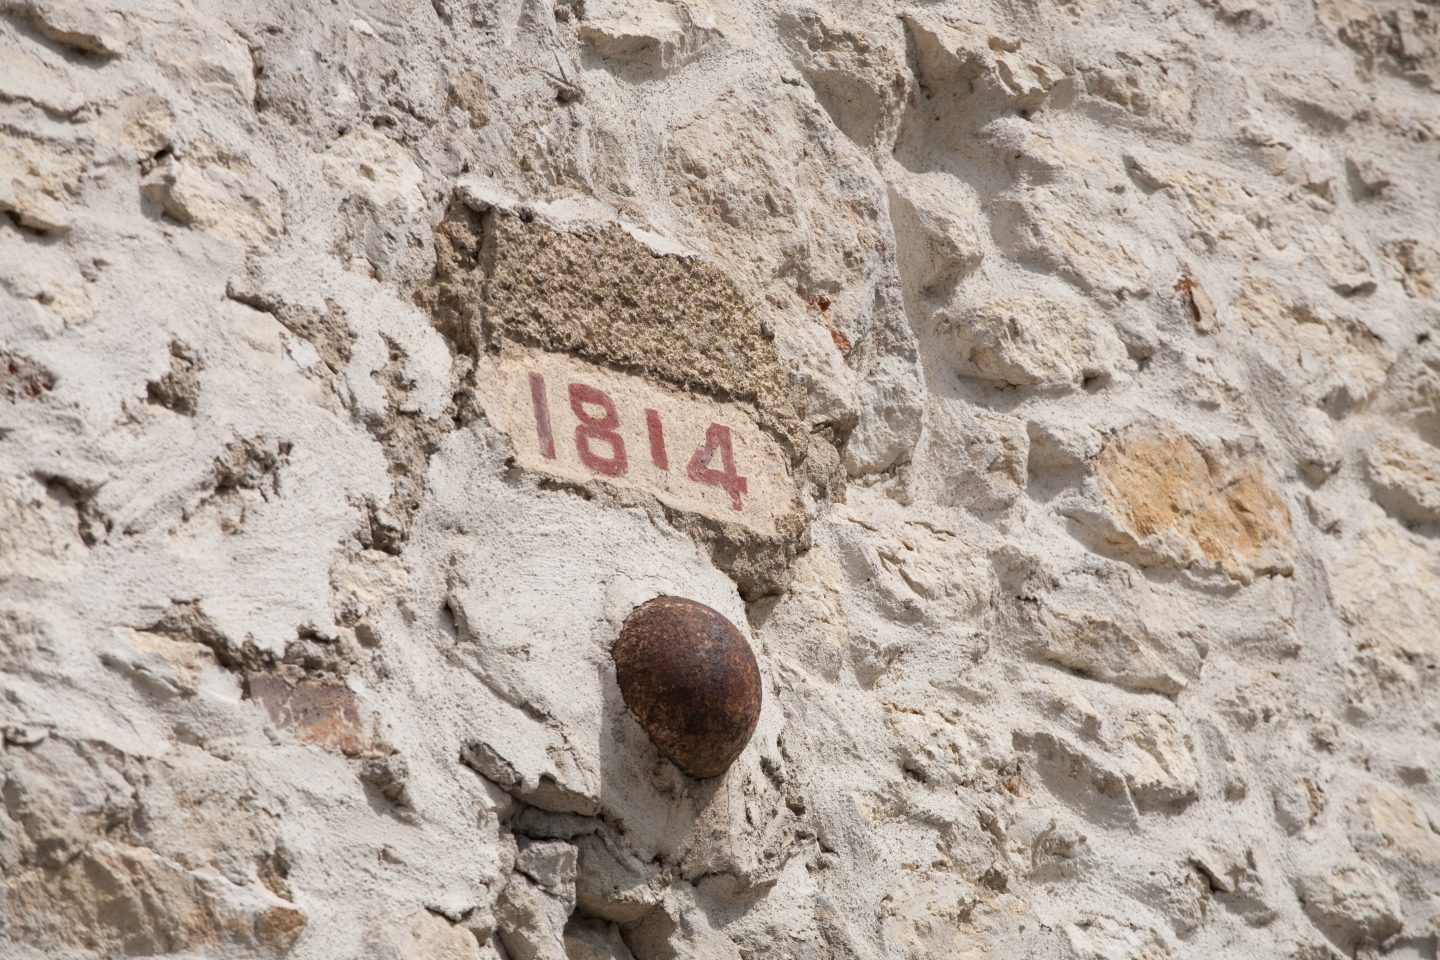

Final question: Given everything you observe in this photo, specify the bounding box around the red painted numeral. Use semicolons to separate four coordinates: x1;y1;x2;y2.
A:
569;383;628;476
645;409;668;470
529;372;555;459
687;423;747;511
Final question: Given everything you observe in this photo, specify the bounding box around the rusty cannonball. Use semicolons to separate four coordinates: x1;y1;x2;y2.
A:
612;596;762;779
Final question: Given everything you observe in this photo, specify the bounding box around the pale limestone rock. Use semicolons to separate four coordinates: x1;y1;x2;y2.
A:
1351;783;1440;871
1120;713;1200;808
908;398;1028;513
1382;239;1439;302
140;155;283;246
1273;777;1328;836
1081;52;1194;134
1293;406;1342;485
0;35;84;116
1229;278;1392;404
1296;860;1404;948
496;871;572;960
1366;430;1440;526
0;475;89;582
941;297;1130;389
1330;519;1440;661
579;0;717;76
1316;0;1440;90
776;317;858;429
843;352;925;475
1037;596;1201;698
369;912;484;960
2;0;131;56
901;14;1063;113
779;8;910;152
322;129;433;284
0;130;82;234
992;188;1157;299
888;170;984;296
1062;914;1171;959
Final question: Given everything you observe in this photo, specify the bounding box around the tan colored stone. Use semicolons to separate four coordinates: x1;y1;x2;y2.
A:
1316;0;1440;89
1382;239;1438;301
7;841;243;954
447;68;491;128
255;905;308;953
1089;425;1295;582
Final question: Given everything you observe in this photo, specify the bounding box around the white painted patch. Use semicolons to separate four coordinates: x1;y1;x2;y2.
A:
477;348;795;535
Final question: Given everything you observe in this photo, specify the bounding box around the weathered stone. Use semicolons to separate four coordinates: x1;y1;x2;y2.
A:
941;297;1130;389
1296;860;1404;949
902;14;1062;112
3;2;1439;958
496;872;573;960
1084;425;1295;582
1350;783;1440;870
887;171;983;294
145;341;202;416
1062;913;1171;959
5;0;131;55
1120;713;1200;808
0;475;89;582
1330;520;1440;661
779;8;910;152
1365;430;1440;526
368;911;484;960
139;155;282;245
564;917;637;960
244;674;369;756
579;0;717;76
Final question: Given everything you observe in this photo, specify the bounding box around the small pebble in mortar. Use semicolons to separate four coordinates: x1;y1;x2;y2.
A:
612;596;762;779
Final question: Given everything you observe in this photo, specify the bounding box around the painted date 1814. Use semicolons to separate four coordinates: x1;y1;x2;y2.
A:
477;348;793;535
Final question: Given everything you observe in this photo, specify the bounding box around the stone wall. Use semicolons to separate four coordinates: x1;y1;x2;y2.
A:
2;1;1438;957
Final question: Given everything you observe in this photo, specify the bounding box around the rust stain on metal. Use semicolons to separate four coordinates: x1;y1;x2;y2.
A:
612;596;762;779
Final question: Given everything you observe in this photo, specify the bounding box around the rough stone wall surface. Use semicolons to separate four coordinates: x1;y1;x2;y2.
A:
1;0;1438;958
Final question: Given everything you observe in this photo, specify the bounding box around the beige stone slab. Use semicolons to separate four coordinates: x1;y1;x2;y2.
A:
477;348;796;535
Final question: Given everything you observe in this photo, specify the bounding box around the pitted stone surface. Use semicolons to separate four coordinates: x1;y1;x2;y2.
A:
2;1;1438;958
